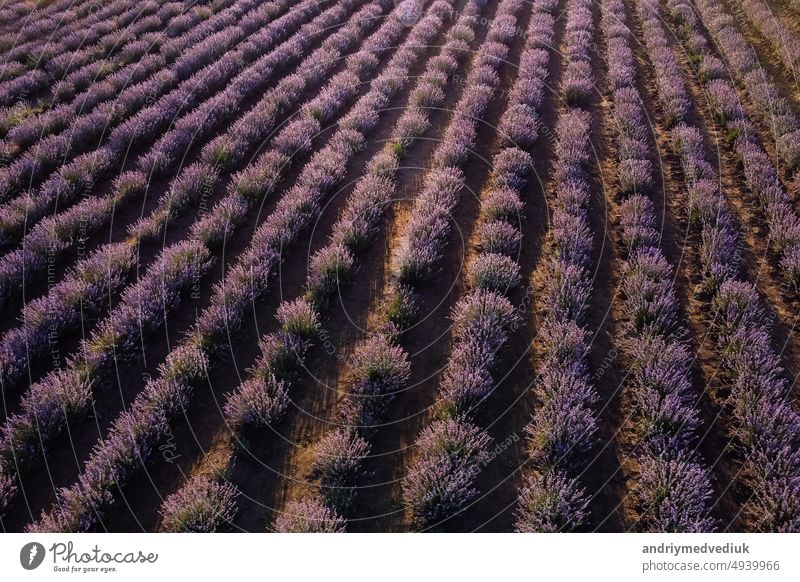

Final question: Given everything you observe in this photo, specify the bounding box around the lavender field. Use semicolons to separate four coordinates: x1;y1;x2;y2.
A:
0;0;799;533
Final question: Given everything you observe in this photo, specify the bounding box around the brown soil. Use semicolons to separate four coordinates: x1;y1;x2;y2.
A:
720;0;800;106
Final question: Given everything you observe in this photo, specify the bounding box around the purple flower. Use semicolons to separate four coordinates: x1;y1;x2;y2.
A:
451;288;518;339
619;194;658;244
551;210;592;267
515;470;589;532
273;117;321;158
224;375;289;429
339;333;411;428
306;244;355;307
747;473;800;532
438;337;498;417
276;298;321;341
332;174;395;250
410;82;445;108
780;244;800;293
498;104;540;148
160;476;239;532
433;117;476;168
477;220;522;256
382;284;418;331
0;470;16;514
541;259;591;323
312;428;370;510
87;241;212;367
509;78;544;110
527;367;597;470
469;236;522;281
634;455;714;532
492;147;533;190
537;319;590;372
350;333;412;391
618;158;653;195
394;168;464;282
483;188;524;221
403;419;491;527
190;195;249;248
393;109;430;151
273;497;346;533
711;279;763;340
562;61;594;105
231;150;290;203
622;248;679;337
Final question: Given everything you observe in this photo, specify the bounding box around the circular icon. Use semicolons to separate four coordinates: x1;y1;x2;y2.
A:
20;542;46;570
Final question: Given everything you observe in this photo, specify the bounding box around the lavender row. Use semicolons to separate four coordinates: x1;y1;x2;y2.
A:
409;0;556;528
3;0;183;103
127;0;402;241
0;4;197;140
160;0;478;532
560;0;595;106
0;123;244;513
0;237;212;519
0;0;406;404
49;1;205;103
33;54;384;533
197;0;399;171
0;0;359;305
638;0;800;531
637;0;691;127
736;0;800;80
233;0;471;431
0;0;180;104
0;0;337;249
673;124;800;531
0;0;405;440
0;0;298;202
3;0;253;150
601;0;714;532
690;0;800;174
602;6;653;201
42;0;184;80
0;0;168;58
276;0;500;532
665;3;800;294
635;0;737;289
0;0;167;85
434;0;556;420
0;239;137;392
27;0;453;533
397;0;528;529
516;0;599;533
0;0;92;37
137;0;387;178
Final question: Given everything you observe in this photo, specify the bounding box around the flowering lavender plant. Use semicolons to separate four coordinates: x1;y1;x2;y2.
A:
160;476;239;533
273;498;346;533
